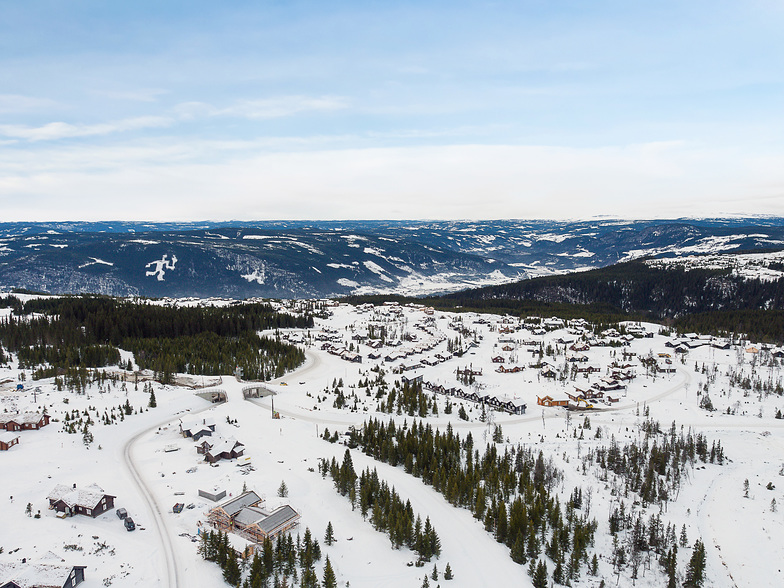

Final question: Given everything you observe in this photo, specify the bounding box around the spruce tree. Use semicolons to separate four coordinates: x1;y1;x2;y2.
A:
223;549;242;586
322;556;337;588
683;539;706;587
510;533;526;564
532;560;548;588
324;521;335;546
443;562;453;580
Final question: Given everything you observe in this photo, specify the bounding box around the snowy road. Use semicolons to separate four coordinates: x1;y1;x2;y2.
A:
122;406;215;588
123;418;183;588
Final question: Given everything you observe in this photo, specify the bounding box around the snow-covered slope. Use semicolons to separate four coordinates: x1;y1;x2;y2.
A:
1;218;783;298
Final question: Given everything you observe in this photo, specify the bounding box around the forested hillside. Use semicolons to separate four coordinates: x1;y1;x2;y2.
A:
441;260;784;316
0;295;312;382
347;258;784;342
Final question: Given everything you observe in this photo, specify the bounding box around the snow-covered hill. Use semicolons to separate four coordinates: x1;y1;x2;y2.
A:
1;218;783;298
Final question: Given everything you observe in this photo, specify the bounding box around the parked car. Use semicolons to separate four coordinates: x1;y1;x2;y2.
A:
116;508;128;519
124;517;136;531
173;503;184;514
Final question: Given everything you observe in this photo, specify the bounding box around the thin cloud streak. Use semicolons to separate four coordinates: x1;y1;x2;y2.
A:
174;95;349;120
0;115;172;142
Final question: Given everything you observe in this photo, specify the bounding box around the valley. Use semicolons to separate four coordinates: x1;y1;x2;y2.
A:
2;296;783;587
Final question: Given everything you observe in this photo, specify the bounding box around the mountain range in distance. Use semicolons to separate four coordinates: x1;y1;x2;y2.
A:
1;217;783;300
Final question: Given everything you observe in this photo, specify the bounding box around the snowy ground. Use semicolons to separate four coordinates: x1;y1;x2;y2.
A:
2;301;784;587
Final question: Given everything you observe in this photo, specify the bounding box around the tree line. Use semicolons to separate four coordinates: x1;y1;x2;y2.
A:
345;417;598;585
199;526;337;588
0;295;311;381
320;449;442;564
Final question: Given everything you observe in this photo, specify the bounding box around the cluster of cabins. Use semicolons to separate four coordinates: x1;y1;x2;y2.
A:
0;552;86;588
320;343;362;364
537;374;629;408
423;381;527;415
180;417;245;464
0;412;50;451
208;491;301;545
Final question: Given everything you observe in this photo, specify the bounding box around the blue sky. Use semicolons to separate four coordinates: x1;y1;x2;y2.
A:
1;0;783;221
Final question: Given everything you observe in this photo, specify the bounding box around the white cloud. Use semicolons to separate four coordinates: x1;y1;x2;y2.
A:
173;95;349;120
96;88;169;102
0;116;173;142
0;140;782;221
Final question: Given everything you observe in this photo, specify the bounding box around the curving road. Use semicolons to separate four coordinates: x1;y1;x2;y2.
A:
116;351;736;587
122;407;213;588
123;420;181;588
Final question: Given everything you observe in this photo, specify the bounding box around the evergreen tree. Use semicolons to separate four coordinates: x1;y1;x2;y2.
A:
510;533;526;564
492;424;503;443
532;560;548;588
223;549;242;586
148;388;157;408
82;422;93;446
278;480;289;498
443;562;453;580
322;556;337;588
324;521;335;546
683;539;706;587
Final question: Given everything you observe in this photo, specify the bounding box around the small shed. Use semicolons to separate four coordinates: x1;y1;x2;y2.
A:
0;431;20;451
199;489;227;502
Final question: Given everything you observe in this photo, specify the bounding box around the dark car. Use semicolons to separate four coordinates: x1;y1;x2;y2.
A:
116;508;128;519
124;517;136;531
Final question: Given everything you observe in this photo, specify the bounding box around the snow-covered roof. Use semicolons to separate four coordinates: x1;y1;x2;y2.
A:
206;437;243;456
257;504;300;535
0;412;46;425
0;556;84;588
0;431;20;443
234;505;268;527
47;483;110;509
216;491;263;517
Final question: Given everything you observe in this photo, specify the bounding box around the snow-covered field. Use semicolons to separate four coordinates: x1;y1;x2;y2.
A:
2;301;784;587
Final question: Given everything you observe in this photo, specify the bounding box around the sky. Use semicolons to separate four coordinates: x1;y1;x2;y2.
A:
1;0;784;221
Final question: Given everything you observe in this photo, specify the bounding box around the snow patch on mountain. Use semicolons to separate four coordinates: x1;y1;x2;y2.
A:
363;260;394;282
241;268;266;285
145;254;177;281
78;257;114;269
647;250;784;281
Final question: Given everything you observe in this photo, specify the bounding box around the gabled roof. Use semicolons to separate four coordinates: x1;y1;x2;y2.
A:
0;431;20;444
0;412;46;425
47;483;111;510
216;491;263;517
206;437;243;456
234;506;268;527
0;554;85;588
257;505;300;535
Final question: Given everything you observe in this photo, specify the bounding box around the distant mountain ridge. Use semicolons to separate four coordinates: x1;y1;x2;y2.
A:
440;258;784;318
1;218;783;299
